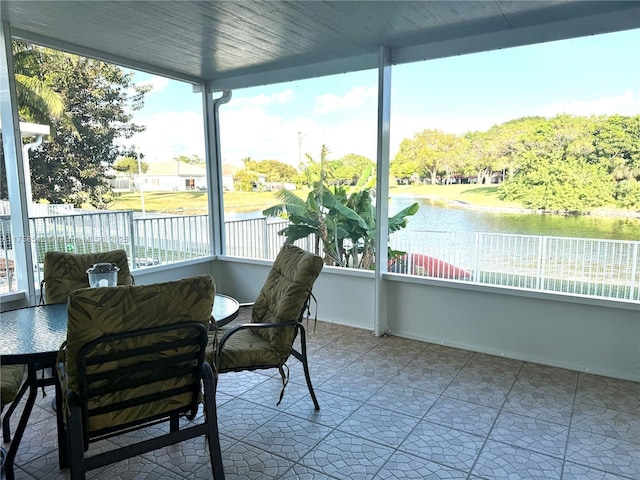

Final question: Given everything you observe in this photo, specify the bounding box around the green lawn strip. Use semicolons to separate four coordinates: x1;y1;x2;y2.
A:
111;185;517;213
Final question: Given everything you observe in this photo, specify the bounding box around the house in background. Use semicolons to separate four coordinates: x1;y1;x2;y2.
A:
221;164;241;191
221;164;268;191
112;161;207;192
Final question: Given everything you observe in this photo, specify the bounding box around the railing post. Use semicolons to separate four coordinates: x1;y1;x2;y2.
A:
128;211;136;268
262;217;269;259
536;236;547;291
630;242;638;301
473;232;481;282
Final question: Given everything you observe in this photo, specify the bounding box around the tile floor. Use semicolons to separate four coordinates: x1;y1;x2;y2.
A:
3;307;640;479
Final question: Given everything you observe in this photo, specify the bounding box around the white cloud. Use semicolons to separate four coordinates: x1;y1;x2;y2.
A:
136;76;170;95
232;89;295;108
539;90;640;117
131;111;205;162
315;86;377;114
218;103;379;166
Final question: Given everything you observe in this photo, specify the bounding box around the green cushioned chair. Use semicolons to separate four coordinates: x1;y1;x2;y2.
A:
207;244;324;409
56;275;225;480
1;364;26;476
40;249;133;305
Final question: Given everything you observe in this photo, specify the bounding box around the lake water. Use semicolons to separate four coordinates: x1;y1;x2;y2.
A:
225;196;640;242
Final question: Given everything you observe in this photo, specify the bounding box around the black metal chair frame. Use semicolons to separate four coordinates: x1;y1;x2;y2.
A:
60;322;225;480
2;377;28;443
216;295;319;410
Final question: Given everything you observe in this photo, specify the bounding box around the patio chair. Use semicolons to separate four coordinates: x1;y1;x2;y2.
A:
1;364;26;476
56;275;225;480
207;244;323;409
40;249;133;305
9;249;134;427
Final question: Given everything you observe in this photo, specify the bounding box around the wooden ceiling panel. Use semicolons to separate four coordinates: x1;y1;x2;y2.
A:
3;1;638;87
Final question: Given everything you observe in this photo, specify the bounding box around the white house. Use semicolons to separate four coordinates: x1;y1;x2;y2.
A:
112;161;207;192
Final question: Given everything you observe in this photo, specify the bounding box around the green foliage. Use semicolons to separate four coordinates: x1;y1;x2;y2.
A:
326;153;375;186
499;115;616;212
298;145;332;187
392;129;459;184
392;114;639;213
499;155;614;211
242;158;298;182
173;154;204;164
614;179;640;209
263;181;418;269
12;42;68;128
113;157;149;192
233;169;259;192
14;42;149;208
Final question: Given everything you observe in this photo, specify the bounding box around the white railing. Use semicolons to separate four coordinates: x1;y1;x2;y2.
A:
389;230;640;302
225;217;316;260
0;212;638;302
131;214;210;267
0;200;75;216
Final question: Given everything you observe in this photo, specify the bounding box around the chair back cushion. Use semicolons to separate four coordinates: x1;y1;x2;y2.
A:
62;275;215;433
44;250;133;304
252;244;323;356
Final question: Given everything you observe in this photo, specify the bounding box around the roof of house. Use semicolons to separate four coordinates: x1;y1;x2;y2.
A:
144;162;206;177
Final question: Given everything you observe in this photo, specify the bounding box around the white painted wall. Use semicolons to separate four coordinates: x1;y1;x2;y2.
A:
213;257;375;330
215;259;640;382
384;275;640;381
4;256;637;382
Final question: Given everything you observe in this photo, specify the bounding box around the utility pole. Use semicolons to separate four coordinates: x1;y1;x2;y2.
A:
297;131;304;165
137;154;146;217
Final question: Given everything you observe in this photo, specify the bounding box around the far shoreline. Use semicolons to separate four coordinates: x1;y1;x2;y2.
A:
392;192;640;220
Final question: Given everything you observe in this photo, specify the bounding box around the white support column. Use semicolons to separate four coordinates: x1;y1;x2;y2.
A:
0;22;36;303
373;47;392;336
202;86;231;256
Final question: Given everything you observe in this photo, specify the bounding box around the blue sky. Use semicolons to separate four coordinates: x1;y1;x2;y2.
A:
130;28;640;166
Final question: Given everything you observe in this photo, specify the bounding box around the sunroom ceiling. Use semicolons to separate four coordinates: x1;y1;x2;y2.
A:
2;1;639;89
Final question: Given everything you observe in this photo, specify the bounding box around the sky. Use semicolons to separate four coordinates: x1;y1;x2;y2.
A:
128;28;640;167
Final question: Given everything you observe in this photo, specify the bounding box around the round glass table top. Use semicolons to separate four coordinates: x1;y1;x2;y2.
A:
1;294;239;363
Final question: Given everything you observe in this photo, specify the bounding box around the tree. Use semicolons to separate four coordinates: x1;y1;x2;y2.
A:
233;169;258;192
12;42;68;127
242;158;298;182
326;154;375;185
173;154;204;164
299;145;332;187
392;129;459;184
499;115;614;211
113;156;149;192
16;43;149;208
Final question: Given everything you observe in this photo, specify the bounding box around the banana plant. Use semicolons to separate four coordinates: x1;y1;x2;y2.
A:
263;181;419;269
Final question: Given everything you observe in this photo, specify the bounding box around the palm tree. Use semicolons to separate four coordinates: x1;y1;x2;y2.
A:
12;42;68;127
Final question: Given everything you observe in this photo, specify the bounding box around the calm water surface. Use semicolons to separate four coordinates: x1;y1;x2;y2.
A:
390;197;640;241
226;196;640;241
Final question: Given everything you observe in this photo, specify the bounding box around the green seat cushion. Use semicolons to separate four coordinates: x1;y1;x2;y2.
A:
59;275;215;433
1;364;26;410
207;329;283;371
43;250;133;304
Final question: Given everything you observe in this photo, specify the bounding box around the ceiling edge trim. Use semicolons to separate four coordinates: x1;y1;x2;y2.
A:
9;27;204;85
393;7;640;65
208;52;379;91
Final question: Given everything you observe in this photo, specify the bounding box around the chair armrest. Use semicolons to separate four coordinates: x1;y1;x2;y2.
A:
217;321;302;352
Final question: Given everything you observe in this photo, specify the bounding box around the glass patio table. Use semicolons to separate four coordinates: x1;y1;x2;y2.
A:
0;293;239;478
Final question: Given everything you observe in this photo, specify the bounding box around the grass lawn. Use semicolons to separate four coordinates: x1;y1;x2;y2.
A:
109;190;300;214
109;184;520;214
389;184;525;208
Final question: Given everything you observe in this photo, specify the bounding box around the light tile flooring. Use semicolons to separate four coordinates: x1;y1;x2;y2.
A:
3;307;640;479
